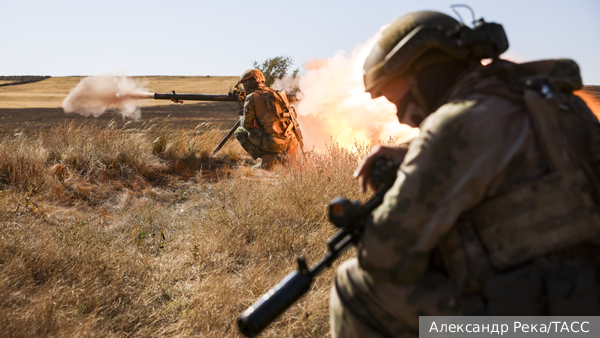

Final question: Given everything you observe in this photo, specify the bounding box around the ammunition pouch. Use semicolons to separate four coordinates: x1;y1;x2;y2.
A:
440;60;600;291
470;166;600;271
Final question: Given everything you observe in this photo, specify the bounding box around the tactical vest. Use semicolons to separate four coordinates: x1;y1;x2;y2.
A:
253;88;296;138
439;59;600;291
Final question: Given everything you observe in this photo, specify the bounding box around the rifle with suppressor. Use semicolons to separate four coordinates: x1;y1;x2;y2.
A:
154;89;299;156
237;158;400;337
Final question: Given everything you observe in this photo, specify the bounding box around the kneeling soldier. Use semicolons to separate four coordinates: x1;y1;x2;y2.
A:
234;69;303;169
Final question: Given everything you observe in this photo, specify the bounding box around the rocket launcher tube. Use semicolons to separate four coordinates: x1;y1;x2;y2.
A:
154;91;245;102
153;91;297;103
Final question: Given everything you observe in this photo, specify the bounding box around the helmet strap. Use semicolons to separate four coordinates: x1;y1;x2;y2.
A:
406;75;430;115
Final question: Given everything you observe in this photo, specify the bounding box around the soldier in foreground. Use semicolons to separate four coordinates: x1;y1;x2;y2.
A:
234;69;302;169
332;10;600;337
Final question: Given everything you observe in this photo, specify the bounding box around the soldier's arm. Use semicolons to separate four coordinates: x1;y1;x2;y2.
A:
357;96;538;283
242;95;256;130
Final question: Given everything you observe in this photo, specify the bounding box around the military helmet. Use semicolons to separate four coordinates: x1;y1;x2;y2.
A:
238;69;265;86
364;10;508;98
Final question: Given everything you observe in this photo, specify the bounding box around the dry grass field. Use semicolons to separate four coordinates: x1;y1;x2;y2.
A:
0;76;372;337
0;76;238;109
1;77;599;337
0;76;241;134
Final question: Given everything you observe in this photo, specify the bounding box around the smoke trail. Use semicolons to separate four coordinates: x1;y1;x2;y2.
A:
62;72;153;120
274;30;418;151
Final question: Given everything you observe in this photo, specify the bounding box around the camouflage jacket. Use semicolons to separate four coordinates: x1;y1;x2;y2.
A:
357;64;551;283
242;89;266;130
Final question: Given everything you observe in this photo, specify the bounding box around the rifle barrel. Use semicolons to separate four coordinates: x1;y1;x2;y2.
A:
237;229;355;337
238;270;312;337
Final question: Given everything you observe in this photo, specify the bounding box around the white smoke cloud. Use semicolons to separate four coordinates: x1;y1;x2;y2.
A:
274;30;418;151
62;72;153;120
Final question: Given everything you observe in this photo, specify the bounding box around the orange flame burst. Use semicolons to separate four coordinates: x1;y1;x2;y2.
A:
276;30;418;151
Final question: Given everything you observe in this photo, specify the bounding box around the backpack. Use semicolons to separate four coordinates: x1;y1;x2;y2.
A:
440;59;600;289
255;88;304;149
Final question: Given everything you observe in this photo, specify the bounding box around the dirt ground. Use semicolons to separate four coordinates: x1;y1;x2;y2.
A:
0;102;242;134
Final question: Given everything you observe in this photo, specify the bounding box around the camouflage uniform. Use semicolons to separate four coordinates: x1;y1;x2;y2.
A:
332;59;600;337
235;87;299;160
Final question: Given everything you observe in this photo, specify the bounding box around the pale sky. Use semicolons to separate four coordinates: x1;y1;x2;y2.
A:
1;0;599;84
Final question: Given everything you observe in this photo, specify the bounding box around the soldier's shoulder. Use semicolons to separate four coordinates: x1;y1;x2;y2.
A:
430;87;523;126
423;95;515;141
422;100;479;131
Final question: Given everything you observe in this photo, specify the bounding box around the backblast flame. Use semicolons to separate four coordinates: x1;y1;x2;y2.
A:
275;29;419;151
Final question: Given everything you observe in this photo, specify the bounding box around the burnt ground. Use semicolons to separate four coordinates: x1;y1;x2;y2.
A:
0;101;242;134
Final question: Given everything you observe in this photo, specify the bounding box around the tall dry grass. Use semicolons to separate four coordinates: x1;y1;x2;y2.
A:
0;121;244;203
0;123;371;337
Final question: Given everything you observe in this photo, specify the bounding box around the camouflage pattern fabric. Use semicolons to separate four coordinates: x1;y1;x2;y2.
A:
331;259;459;338
234;124;296;160
242;88;287;134
236;86;298;160
332;65;554;336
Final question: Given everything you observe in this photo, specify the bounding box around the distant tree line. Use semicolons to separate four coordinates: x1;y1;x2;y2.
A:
253;55;299;87
0;76;51;87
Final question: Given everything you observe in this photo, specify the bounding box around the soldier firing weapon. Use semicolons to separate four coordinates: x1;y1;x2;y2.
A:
153;89;299;157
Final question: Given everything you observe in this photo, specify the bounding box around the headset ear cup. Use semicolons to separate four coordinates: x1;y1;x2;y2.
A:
458;21;509;59
487;23;509;57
